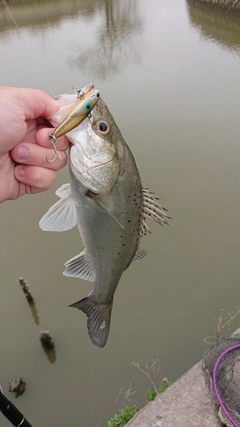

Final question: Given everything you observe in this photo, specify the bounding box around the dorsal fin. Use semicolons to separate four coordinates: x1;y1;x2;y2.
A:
140;187;171;236
133;245;147;261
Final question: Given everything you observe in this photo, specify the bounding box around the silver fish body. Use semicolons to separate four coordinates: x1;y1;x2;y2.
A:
40;96;170;348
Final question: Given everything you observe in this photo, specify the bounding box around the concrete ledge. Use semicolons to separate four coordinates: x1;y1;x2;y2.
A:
126;361;220;427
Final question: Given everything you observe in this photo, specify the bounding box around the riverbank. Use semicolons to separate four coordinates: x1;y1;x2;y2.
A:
125;328;240;427
187;0;240;16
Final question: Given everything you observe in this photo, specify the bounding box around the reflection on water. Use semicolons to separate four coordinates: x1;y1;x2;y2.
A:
29;301;40;325
43;346;57;364
186;0;240;54
1;0;143;80
68;0;144;79
0;0;100;32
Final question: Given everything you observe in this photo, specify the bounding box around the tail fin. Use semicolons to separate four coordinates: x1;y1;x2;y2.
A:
69;296;112;348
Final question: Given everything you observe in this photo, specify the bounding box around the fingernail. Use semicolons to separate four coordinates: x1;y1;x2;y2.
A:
15;166;25;178
17;146;27;161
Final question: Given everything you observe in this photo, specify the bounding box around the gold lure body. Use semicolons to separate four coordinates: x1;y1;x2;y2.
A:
50;89;100;140
47;85;100;162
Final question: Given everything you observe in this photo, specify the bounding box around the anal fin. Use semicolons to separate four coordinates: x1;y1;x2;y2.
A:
63;250;95;282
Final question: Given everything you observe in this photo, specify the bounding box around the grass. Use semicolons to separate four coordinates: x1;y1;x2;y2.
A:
107;378;174;427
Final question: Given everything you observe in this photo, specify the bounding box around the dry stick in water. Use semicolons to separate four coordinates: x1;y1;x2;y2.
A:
39;330;55;350
18;277;34;303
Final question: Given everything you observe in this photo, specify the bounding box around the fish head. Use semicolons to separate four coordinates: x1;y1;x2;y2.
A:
68;98;121;194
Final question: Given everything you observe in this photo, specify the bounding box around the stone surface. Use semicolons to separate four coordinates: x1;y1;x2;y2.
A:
126;362;220;427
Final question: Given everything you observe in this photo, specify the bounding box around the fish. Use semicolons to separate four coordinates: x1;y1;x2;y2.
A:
40;95;171;348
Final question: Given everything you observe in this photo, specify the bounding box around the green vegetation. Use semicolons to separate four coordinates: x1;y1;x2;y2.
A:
107;405;138;427
146;378;174;403
107;378;174;427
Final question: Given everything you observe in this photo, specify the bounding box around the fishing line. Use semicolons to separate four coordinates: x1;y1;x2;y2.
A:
213;343;240;427
2;0;54;96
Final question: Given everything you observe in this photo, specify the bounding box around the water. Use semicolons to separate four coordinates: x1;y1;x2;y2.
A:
1;0;240;425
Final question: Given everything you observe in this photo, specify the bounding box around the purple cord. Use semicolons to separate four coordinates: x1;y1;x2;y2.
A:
213;343;240;427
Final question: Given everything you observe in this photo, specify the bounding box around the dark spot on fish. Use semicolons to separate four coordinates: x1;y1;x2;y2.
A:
122;244;126;246
128;220;131;223
117;252;120;255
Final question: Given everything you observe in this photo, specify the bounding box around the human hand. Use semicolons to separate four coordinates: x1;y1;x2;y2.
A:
0;86;69;204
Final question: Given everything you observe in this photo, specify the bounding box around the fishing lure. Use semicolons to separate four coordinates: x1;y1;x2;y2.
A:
48;88;100;162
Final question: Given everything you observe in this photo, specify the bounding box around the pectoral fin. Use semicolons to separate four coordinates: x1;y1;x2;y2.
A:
39;183;76;232
63;250;95;282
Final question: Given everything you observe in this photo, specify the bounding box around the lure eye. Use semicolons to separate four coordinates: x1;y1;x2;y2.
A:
96;120;110;135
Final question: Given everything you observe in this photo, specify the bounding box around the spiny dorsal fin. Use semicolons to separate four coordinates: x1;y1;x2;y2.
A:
39;183;76;232
140;187;171;236
63;250;95;282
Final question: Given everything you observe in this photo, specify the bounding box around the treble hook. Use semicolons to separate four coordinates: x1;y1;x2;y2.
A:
46;134;66;163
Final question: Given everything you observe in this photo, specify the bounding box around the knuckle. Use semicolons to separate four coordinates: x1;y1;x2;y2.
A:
33;167;56;190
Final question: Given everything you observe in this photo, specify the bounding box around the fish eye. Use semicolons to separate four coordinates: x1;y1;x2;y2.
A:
96;120;110;135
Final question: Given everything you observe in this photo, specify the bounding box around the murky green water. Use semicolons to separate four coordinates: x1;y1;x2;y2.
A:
1;0;240;425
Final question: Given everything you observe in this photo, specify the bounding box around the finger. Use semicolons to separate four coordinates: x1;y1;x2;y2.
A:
11;142;68;171
14;165;57;191
36;127;69;151
14;87;63;119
